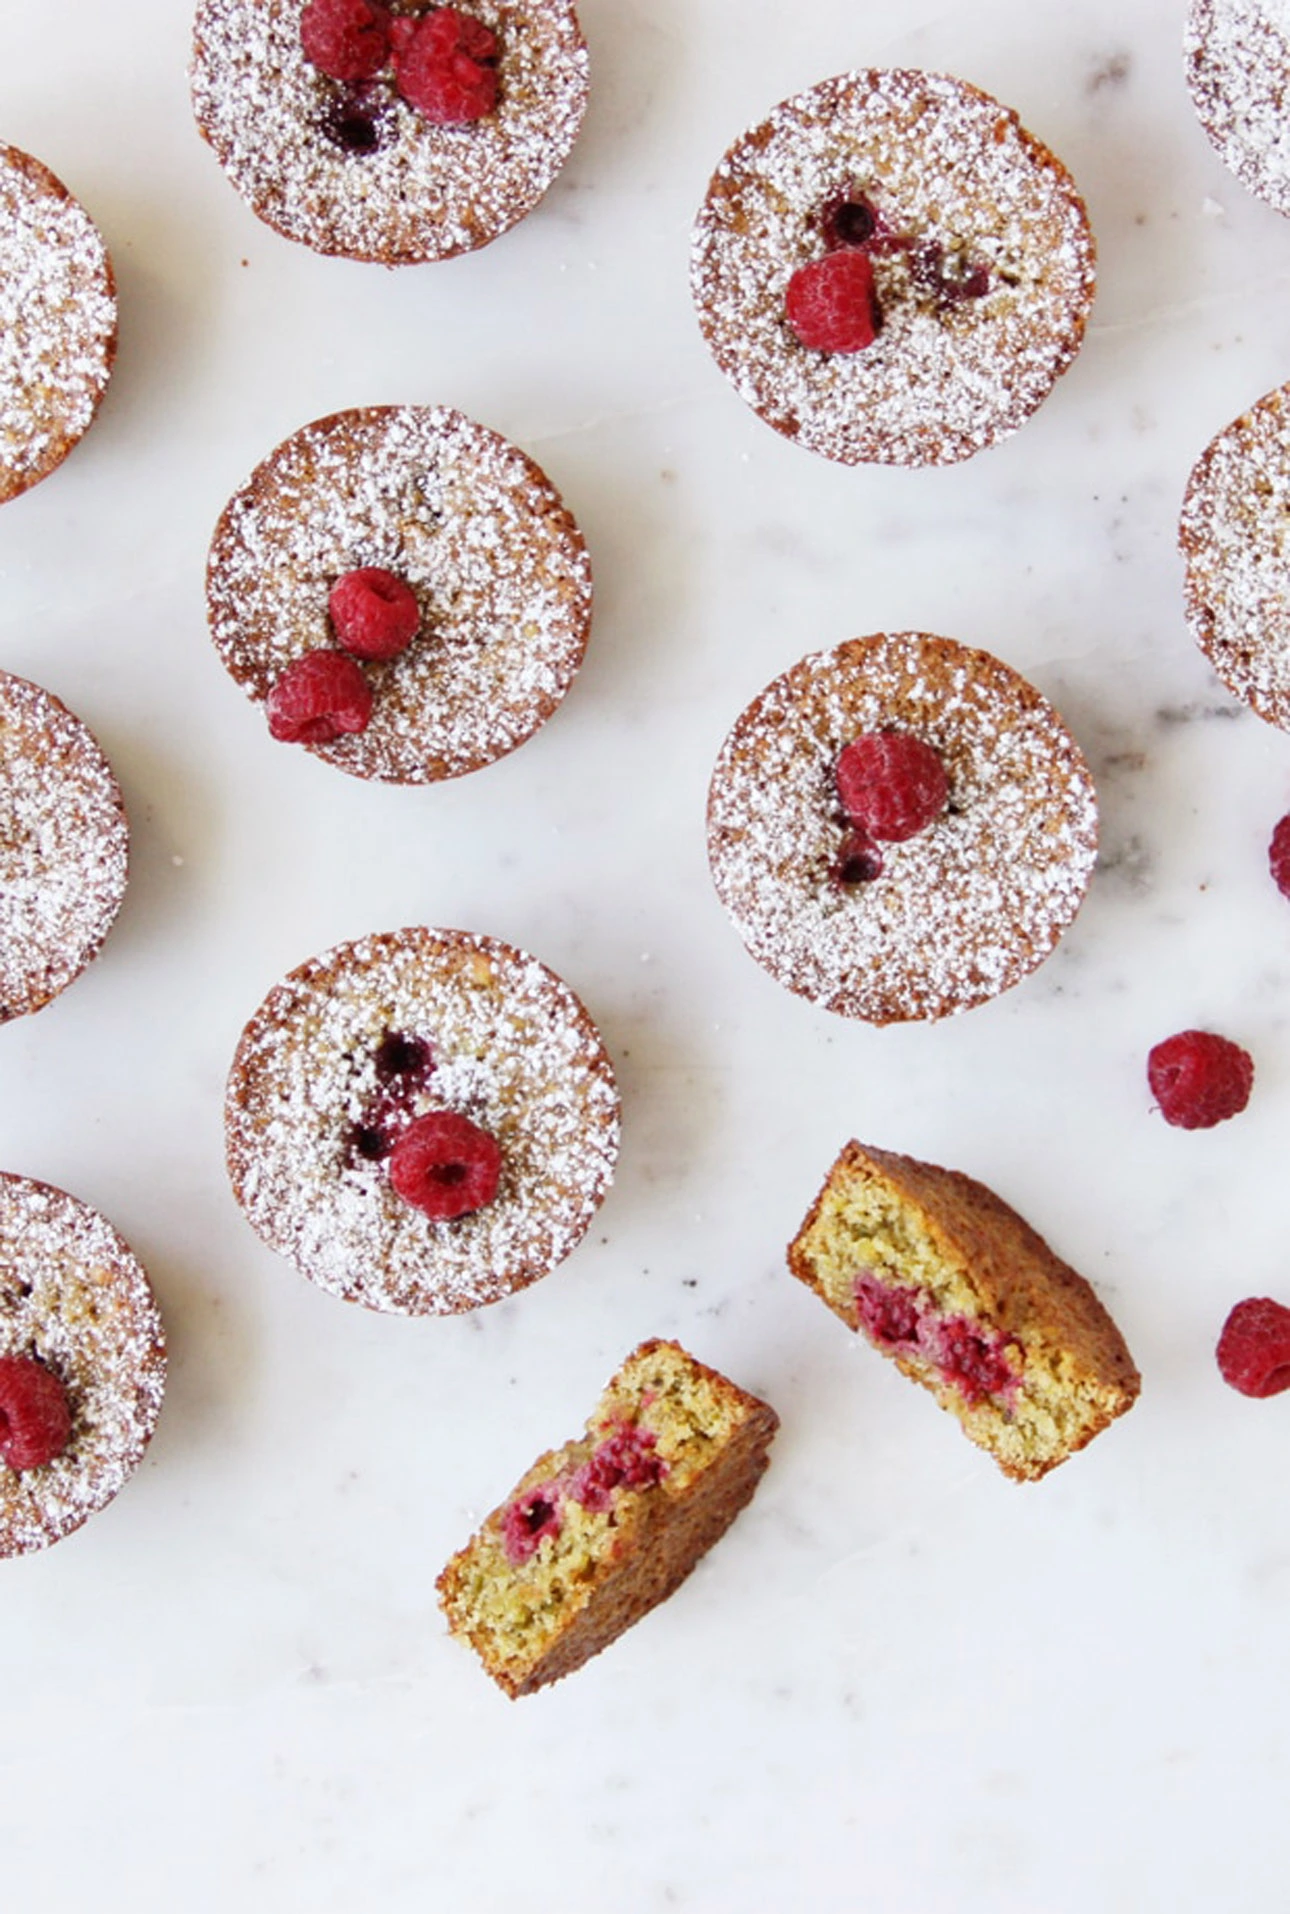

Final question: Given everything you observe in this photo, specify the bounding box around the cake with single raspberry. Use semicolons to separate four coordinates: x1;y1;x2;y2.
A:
0;672;129;1023
0;1173;166;1557
690;69;1096;466
0;142;117;503
1186;0;1290;216
207;405;593;781
438;1339;779;1696
191;0;589;263
789;1142;1139;1481
1180;380;1290;728
225;927;620;1313
707;633;1098;1024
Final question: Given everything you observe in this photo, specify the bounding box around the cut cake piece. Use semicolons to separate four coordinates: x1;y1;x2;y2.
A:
437;1340;779;1697
788;1142;1139;1481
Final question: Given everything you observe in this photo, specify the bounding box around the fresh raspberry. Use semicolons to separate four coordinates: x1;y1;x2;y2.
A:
1147;1030;1254;1130
0;1356;72;1470
388;1110;502;1219
1270;814;1290;900
329;568;421;661
1216;1297;1290;1397
300;0;392;81
836;732;948;842
391;9;498;122
785;251;881;353
266;650;373;745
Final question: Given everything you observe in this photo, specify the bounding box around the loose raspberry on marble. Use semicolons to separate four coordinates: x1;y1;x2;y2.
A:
391;9;499;122
330;568;421;661
1270;814;1290;900
785;251;881;353
0;1356;72;1471
266;650;373;745
1147;1030;1254;1130
1216;1297;1290;1397
388;1110;502;1219
836;732;948;842
300;0;392;81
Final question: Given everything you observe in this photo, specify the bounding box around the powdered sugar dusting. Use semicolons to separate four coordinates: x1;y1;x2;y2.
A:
707;634;1098;1024
0;144;117;503
207;405;593;783
1180;380;1290;727
690;70;1095;467
226;928;620;1315
191;0;588;262
1186;0;1290;215
0;673;129;1022
0;1175;166;1558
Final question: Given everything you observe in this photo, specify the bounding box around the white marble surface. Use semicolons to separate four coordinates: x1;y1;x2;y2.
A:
3;0;1290;1905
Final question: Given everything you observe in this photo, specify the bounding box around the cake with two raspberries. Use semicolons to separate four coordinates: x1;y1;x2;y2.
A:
225;926;620;1314
690;68;1096;466
438;1339;779;1696
1186;0;1290;217
789;1143;1139;1481
0;1174;166;1558
706;632;1099;1023
191;0;589;262
207;405;593;781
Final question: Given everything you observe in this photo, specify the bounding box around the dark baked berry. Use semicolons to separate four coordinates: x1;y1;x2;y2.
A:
785;251;881;353
266;650;373;745
836;732;948;842
911;239;991;305
374;1031;432;1084
300;0;391;81
319;85;396;156
1147;1029;1254;1130
388;1110;502;1219
834;827;885;886
1270;814;1290;900
1217;1297;1290;1397
348;1122;391;1163
821;193;879;250
330;568;421;660
391;9;499;122
0;1355;72;1470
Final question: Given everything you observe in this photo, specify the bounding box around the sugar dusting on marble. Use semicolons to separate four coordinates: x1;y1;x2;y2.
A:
226;929;620;1315
690;70;1095;466
1186;0;1290;214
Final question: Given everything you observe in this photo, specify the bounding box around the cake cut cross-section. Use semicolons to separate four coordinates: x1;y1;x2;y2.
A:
437;1339;779;1696
788;1142;1139;1481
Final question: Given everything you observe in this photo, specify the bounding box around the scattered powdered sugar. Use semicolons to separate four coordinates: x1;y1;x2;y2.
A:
1179;380;1290;727
1186;0;1290;215
191;0;589;262
0;144;117;503
0;1175;166;1558
0;673;129;1022
690;69;1095;467
208;405;593;783
707;634;1098;1024
225;927;621;1315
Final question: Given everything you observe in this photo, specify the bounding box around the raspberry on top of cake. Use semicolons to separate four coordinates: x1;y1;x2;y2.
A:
438;1339;779;1696
789;1142;1139;1482
225;927;620;1315
690;68;1096;466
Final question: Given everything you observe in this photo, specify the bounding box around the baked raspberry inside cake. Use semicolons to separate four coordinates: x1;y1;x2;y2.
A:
1185;0;1290;218
0;672;129;1023
207;405;593;782
0;142;117;504
690;68;1096;466
225;927;620;1314
190;0;589;263
706;633;1098;1024
437;1339;779;1696
789;1142;1139;1481
0;1174;166;1557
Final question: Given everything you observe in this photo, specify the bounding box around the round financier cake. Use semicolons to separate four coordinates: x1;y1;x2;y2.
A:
191;0;589;263
0;1175;166;1558
1185;0;1290;216
707;634;1099;1024
0;142;117;504
0;672;129;1023
226;928;621;1314
207;405;593;782
690;69;1096;467
1180;380;1290;728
